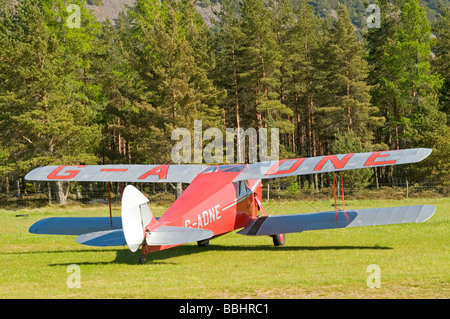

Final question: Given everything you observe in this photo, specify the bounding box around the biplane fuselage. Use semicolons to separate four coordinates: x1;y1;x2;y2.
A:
146;165;261;253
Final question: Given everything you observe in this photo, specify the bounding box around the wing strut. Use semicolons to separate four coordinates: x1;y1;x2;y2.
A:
107;182;113;228
340;171;349;220
333;172;337;221
254;192;267;216
332;171;349;221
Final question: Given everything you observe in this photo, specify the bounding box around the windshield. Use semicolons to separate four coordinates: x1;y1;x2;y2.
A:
201;164;246;174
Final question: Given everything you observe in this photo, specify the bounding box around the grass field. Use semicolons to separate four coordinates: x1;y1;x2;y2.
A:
0;197;448;299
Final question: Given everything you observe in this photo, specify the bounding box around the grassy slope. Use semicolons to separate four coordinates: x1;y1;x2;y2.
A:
0;197;448;298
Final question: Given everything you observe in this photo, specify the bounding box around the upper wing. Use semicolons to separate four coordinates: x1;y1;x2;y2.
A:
237;205;436;236
233;148;431;181
25;164;208;183
25;148;430;183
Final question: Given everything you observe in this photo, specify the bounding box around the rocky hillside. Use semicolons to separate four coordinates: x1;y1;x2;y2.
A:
86;0;448;27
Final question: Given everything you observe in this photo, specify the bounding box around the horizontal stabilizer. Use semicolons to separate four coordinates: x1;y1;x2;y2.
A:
146;226;213;246
238;205;435;236
75;229;126;247
29;217;122;235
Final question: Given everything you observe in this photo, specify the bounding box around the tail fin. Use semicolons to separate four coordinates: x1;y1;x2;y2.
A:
121;185;158;252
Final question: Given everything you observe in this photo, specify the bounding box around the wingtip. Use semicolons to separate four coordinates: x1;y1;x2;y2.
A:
416;148;432;162
28;218;50;234
24;168;39;181
418;205;436;223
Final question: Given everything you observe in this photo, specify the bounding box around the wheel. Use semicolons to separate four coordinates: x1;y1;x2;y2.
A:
272;234;285;246
197;239;209;247
138;254;146;265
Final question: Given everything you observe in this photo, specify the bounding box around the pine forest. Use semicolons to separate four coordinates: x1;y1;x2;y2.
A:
0;0;449;203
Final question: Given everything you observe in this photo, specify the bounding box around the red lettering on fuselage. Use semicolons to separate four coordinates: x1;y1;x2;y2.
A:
185;204;221;228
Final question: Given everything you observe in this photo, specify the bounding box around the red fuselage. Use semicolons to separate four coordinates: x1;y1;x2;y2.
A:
144;165;262;253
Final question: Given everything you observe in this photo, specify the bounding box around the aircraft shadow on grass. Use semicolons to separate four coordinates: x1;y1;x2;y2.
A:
135;244;393;265
41;243;392;266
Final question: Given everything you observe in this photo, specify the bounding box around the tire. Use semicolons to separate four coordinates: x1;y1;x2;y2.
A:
197;239;210;247
272;234;285;246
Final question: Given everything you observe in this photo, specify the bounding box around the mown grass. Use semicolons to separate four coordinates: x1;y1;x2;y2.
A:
0;197;448;299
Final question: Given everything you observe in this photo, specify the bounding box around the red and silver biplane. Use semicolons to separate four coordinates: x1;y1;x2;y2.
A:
26;148;435;264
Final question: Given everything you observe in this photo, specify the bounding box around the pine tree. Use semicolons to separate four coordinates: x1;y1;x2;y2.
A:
428;4;450;187
124;0;224;164
178;0;225;129
432;3;450;119
213;0;246;157
124;0;192;163
315;5;383;148
91;16;143;164
238;0;294;133
365;0;447;184
365;0;398;149
283;1;323;158
0;0;102;203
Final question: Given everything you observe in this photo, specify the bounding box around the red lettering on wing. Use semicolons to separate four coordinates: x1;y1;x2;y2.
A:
364;151;396;166
47;165;86;180
138;165;169;180
313;153;354;171
265;158;305;176
100;168;128;172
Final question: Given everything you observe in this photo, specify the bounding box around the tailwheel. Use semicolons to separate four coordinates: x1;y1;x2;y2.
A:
272;234;285;246
138;254;146;265
139;243;148;264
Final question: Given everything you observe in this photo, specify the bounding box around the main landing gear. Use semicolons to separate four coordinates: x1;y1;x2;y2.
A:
197;239;210;247
272;233;285;246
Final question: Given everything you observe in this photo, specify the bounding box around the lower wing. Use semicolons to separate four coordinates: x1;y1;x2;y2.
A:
73;226;213;247
29;217;122;235
28;217;212;248
237;205;435;236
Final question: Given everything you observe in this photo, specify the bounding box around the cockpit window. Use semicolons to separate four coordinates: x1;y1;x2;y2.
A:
220;164;246;172
201;166;218;174
201;164;246;174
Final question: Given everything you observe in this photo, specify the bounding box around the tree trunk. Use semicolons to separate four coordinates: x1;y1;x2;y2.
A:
176;182;183;199
54;181;68;205
232;49;241;159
